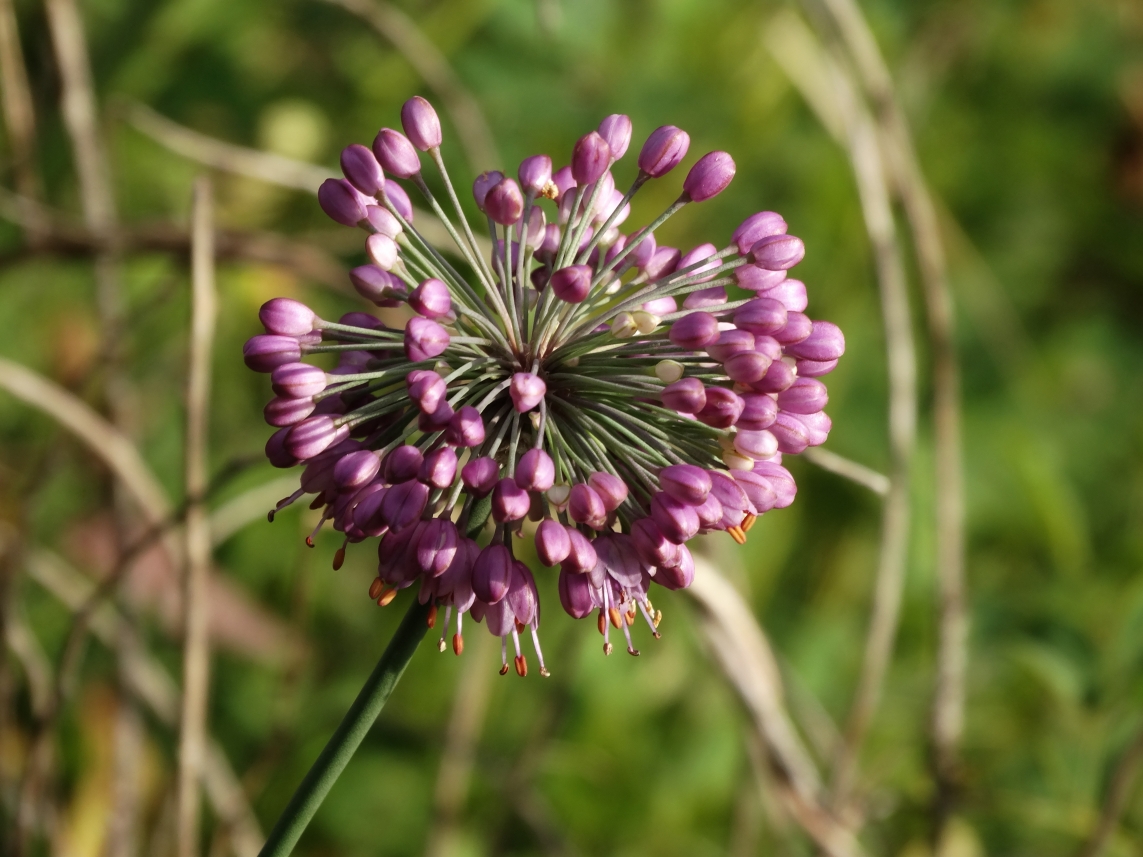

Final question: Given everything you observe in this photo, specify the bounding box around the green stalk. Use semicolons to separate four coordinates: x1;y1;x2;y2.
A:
256;597;431;857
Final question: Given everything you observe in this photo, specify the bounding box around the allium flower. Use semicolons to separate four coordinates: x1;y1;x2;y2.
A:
247;99;845;678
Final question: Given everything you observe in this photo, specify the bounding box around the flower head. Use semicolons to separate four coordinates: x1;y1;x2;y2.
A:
246;99;845;677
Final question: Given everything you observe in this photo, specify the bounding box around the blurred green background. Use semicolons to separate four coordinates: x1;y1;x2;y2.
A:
1;0;1142;855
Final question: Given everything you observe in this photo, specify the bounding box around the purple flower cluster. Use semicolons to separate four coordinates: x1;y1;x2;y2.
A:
245;98;845;677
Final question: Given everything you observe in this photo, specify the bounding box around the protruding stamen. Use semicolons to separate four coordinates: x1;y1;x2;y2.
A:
653;609;663;628
514;654;528;677
438;638;447;653
742;513;757;532
427;603;438;628
637;601;661;639
306;508;333;547
627;647;640;656
727;525;747;545
377;587;398;607
500;636;508;673
597;609;607;636
453;633;464;656
603;641;614;655
499;662;510;675
529;624;549;677
625;607;636;626
333;541;347;570
368;577;384;600
608;607;623;629
308;493;326;511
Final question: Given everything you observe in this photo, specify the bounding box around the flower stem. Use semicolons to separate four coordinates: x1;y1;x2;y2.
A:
257;597;431;857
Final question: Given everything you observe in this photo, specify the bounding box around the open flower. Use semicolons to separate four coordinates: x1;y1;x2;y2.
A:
245;99;845;677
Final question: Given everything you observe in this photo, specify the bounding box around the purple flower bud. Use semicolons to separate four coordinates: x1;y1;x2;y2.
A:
738;393;779;431
408;278;452;319
644;246;681;280
773;312;814;346
568;483;607;529
340;144;386;196
551;165;576;200
777;377;829;414
659;464;711;506
518;154;553;195
588;471;628;512
677;242;719;281
517;206;546;247
264;395;315;427
753;460;797;508
784;320;845;362
733;211;788;255
506;562;538;626
539;223;561;257
572;131;611;185
707;329;755;362
769;412;810;455
418;400;454;432
446;406;485;448
799;410;832;447
638;125;690;177
461;456;499;497
696;387;745;429
285;416;349;461
492;477;530;523
751;234;806;271
260;298;317;337
733;471;779;514
682;151;735;202
516;448;555;492
682;286;728;310
661;377;706;414
473;544;512;604
271;362;327;398
419;446;458;489
265;427;299;468
594;534;645;587
372;128;421;178
643;296;677;316
380;478;430;531
417;518;457;576
724;351;773;384
693;492;725;530
472;171;504;212
561;528;598;573
352;485;389;537
550;265;592;304
406;369;446;414
318;178;368;227
558;567;595;618
796;358;839;378
624;229;657;270
536;519;572;566
656;545;695;590
349;265;404;307
761;279;808;314
735;429;778;460
734;298;788;336
383;445;424;483
366;233;399;270
365;205;403;238
384;180;414;222
735;265;788;292
650;492;699;544
243;335;301;372
333;449;381;492
510;372;546;413
484;177;524;226
401;96;442;150
708;470;753;514
668;312;720;349
598;114;633;160
750;359;797;393
631;518;680;567
404;317;450;362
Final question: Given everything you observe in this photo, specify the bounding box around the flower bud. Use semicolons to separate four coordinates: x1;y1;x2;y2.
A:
753;460;797;508
769;412;810;455
518;154;553;195
638;125;690;177
734;298;788;336
285;416;349;461
598;114;633;160
406;369;446;414
551;165;576;200
404;317;450;362
409;278;452;319
777;377;829;414
632;311;660;334
318;178;367;227
384;180;414;221
264;395;315;427
366;233;399;270
472;170;504;211
568;483;607;529
708;470;753;514
506;562;538;626
732;470;778;514
561;528;598;573
750;359;797;393
418;400;454;432
738;393;778;431
773;312;814;346
550;265;592;304
516;448;555;492
271;362;328;398
510;372;546;412
734;429;778;460
492;478;530;523
784;320;845;362
243;335;302;372
682;286;727;309
642;296;677;317
265;428;298;468
733;211;787;255
798;410;832;446
796;358;839;378
558;567;595;618
655;360;685;383
724;351;773;384
707;329;755;362
735;265;788;292
663;312;716;351
611;312;638;338
260;298;317;337
417;518;457;577
572;131;611;184
383;445;424;483
333;449;381;492
446;406;485;447
365;205;403;238
751;234;806;270
536;519;571;566
372;128;421;178
401;96;442;150
643;246;681;279
340;144;386;196
650;492;699;544
461;456;499;497
655;545;695;589
473;544;512;604
484;177;524;226
349;265;404;307
420;446;458;489
630;518;679;567
658;464;711;506
696;387;745;429
682;151;735;202
380;479;430;532
661;377;706;413
588;471;628;512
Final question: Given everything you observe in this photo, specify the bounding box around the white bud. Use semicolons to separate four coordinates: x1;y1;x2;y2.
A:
655;360;684;383
722;451;755;471
632;311;660;334
547;484;570;508
611;312;638;339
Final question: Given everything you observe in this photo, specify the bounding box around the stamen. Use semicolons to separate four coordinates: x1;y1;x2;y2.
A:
637;601;662;639
376;587;397;607
608;607;623;629
619;610;639;656
500;636;509;674
368;577;384;600
439;605;453;652
529;624;550;677
332;538;347;570
268;487;306;522
305;508;333;547
427;603;438;628
597;609;607;636
727;525;747;545
742;513;757;532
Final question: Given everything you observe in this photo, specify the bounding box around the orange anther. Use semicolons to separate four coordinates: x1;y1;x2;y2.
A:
332;547;346;570
742;513;757;532
368;577;384;600
514;655;528;677
608;607;623;629
499;662;510;675
377;587;397;607
427;604;438;629
453;633;464;656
